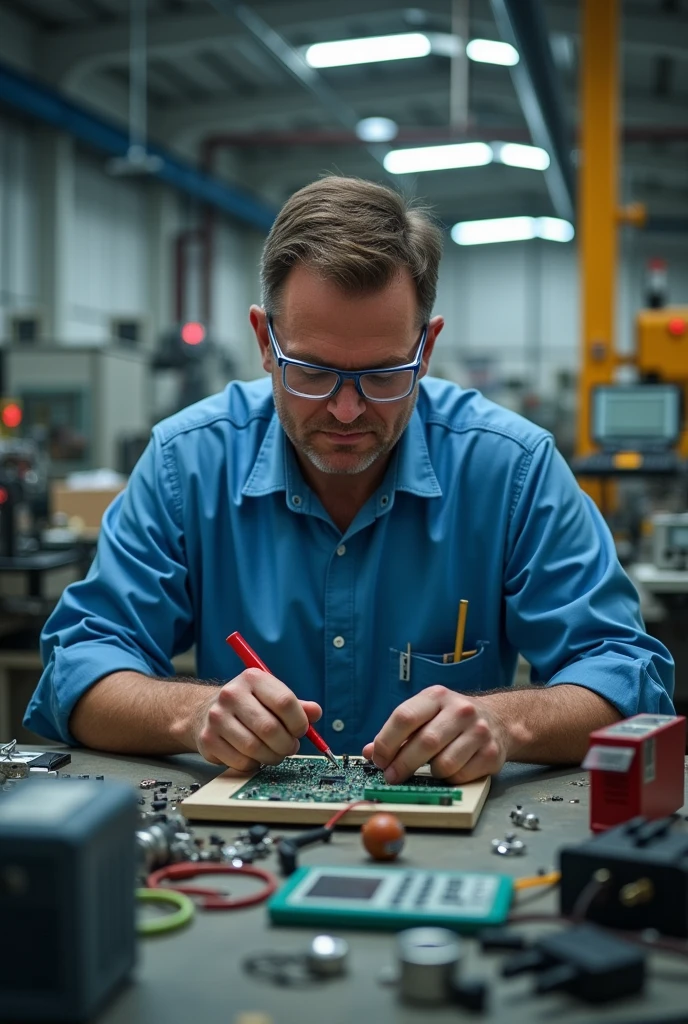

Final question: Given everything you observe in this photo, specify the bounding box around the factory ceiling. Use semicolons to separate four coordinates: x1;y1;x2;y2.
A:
3;0;688;225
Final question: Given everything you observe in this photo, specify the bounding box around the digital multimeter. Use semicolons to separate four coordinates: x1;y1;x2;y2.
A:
269;865;513;932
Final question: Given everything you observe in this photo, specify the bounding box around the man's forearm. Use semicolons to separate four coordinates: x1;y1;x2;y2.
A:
478;683;621;764
69;672;216;755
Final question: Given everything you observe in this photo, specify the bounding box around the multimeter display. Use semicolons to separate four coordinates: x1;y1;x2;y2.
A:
305;875;384;900
269;865;513;932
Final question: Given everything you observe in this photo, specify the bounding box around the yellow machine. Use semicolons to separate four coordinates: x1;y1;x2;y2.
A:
636;309;688;460
575;0;687;492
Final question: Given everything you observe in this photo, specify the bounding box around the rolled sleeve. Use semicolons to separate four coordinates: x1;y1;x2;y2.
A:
504;437;675;718
24;433;194;743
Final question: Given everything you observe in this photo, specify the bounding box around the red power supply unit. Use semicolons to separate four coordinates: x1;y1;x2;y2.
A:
583;714;686;832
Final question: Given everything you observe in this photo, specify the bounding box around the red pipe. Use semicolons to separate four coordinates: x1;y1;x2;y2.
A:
199;124;688;149
173;227;204;324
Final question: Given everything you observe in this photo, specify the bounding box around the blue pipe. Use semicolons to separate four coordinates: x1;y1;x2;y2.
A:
0;60;276;233
490;0;575;223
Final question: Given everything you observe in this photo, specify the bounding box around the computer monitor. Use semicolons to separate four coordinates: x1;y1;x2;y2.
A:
591;385;682;451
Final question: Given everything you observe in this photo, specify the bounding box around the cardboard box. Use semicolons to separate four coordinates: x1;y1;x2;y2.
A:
51;482;126;531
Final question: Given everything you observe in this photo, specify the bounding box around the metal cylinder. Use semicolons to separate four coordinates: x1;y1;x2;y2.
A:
306;935;349;977
397;928;462;1006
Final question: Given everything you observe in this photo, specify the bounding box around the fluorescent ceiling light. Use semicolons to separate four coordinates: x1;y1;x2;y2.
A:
356;117;399;142
451;216;574;245
306;32;431;68
384;142;493;174
496;143;550;170
537;217;575;242
466;38;519;66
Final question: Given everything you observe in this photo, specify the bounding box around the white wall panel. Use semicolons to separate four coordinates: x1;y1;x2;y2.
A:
212;222;263;379
434;233;688;397
0;115;39;341
65;154;149;343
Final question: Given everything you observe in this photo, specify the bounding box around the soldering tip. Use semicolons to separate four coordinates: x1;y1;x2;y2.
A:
325;749;339;769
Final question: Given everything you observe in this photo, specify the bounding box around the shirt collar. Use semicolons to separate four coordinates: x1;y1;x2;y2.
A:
242;405;442;502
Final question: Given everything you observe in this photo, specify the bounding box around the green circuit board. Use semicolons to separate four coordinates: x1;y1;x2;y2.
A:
232;756;463;805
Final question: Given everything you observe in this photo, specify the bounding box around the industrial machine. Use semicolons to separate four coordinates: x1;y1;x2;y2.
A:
3;345;149;475
0;436;49;557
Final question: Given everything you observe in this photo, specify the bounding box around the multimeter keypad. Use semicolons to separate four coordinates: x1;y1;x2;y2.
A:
391;874;415;905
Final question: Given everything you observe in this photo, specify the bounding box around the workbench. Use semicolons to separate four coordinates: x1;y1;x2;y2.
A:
43;748;688;1024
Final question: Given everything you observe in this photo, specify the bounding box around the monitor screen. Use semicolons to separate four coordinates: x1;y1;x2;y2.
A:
592;386;681;449
669;526;688;550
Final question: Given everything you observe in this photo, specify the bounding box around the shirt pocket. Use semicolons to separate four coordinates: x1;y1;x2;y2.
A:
389;641;489;703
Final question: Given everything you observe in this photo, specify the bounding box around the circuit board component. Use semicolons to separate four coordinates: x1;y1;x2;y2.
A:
363;786;462;806
232;756;463;805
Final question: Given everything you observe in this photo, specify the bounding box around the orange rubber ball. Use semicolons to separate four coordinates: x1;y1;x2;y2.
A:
361;812;406;861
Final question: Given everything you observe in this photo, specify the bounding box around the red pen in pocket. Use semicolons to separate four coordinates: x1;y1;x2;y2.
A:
226;631;340;769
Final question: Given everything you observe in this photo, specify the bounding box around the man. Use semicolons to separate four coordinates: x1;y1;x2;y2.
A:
25;176;674;785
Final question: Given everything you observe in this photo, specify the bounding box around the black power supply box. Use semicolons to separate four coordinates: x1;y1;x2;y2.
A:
559;815;688;936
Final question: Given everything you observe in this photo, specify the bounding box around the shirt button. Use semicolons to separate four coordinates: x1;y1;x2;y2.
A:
332;719;345;732
336;545;346;556
333;636;345;648
380;495;389;507
292;495;302;507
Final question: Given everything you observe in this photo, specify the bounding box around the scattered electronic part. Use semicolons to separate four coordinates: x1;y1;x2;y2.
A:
491;833;526;856
509;806;540;830
361;812;406;861
244;935;348;987
551;795;564;802
139;779;157;789
502;924;646;1003
559;815;688;936
0;739;17;758
306;935;349;977
477;927;528;951
0;760;29;781
397;927;462;1005
25;751;71;771
278;826;333;876
583;713;686;832
232;756;463;805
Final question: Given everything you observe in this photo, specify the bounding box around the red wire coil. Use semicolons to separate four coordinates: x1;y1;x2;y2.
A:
147;861;278;910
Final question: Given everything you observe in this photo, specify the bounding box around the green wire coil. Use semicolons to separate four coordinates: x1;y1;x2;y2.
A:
135;887;195;935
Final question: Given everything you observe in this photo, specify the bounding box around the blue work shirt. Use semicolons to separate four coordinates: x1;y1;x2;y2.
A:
25;377;675;751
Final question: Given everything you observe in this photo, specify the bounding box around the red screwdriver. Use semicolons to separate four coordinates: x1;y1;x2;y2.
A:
226;631;340;769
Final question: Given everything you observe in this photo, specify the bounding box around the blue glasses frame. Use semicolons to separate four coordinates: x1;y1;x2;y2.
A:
266;316;428;403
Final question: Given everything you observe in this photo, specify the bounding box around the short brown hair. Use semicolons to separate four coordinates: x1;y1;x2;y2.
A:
261;176;443;325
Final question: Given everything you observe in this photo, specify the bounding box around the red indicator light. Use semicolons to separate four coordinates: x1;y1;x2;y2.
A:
0;487;7;505
667;317;686;337
181;322;206;346
1;403;22;429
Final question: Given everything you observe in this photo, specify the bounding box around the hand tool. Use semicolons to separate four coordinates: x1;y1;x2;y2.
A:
226;631;339;768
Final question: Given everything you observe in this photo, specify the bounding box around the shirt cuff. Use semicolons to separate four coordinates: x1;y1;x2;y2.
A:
546;654;675;720
24;640;156;745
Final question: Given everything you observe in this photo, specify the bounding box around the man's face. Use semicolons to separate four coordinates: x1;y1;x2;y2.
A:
251;265;443;477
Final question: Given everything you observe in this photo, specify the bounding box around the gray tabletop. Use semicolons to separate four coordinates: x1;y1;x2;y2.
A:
60;749;688;1024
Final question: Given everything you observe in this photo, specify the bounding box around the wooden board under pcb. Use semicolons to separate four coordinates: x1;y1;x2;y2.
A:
181;756;491;830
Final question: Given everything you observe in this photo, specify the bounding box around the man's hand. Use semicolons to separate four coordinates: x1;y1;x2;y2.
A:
361;686;509;784
193;668;322;772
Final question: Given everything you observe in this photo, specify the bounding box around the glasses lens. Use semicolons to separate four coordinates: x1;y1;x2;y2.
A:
284;364;340;398
360;369;415;401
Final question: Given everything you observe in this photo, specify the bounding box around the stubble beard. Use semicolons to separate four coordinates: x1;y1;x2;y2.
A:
273;381;418;476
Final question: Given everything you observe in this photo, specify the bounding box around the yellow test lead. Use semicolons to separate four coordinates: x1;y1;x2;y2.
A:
453;599;469;663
